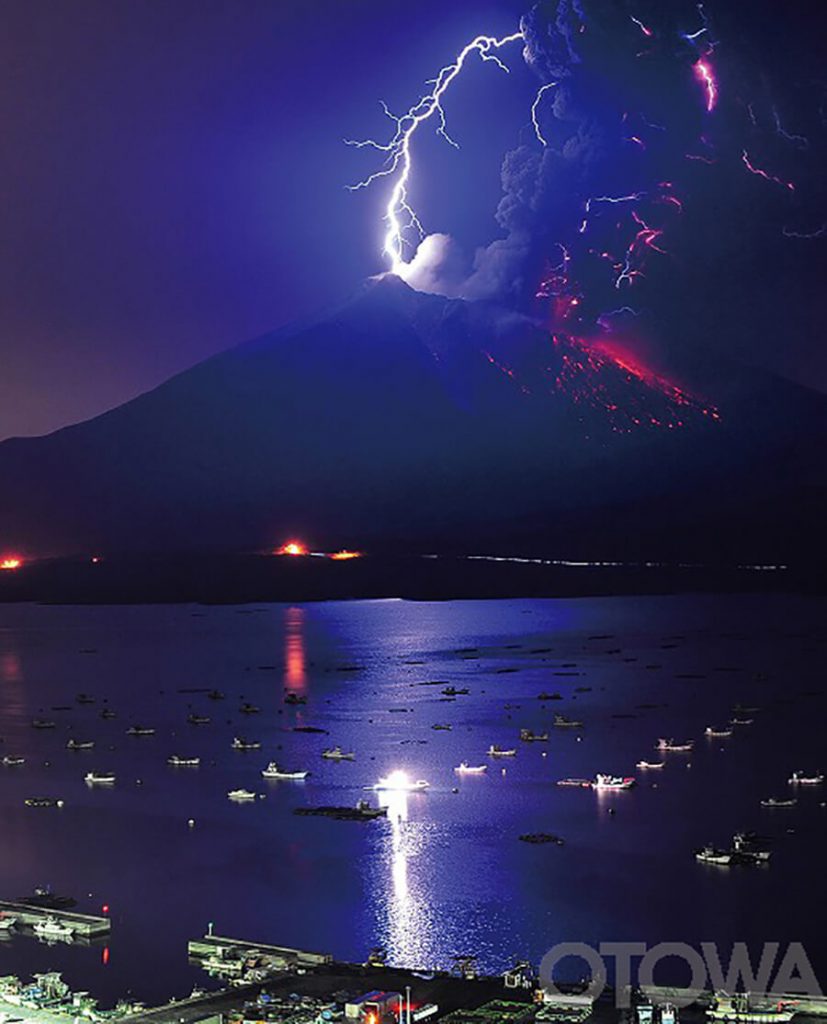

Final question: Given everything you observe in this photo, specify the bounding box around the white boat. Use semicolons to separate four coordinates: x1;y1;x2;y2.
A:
705;726;733;738
370;771;429;792
657;738;694;752
126;725;155;737
227;789;258;801
760;797;797;808
789;770;824;785
33;917;74;939
261;762;309;780
84;771;116;785
1;756;25;766
321;747;355;761
592;774;635;790
487;746;517;757
231;737;261;751
0;915;17;931
553;714;584;728
66;739;95;750
695;846;732;866
454;763;488;774
168;755;200;767
636;760;665;769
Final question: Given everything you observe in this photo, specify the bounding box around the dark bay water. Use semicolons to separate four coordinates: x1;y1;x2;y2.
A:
0;595;825;1005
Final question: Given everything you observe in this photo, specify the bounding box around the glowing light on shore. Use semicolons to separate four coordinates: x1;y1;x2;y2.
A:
0;557;22;571
329;550;362;561
276;541;307;557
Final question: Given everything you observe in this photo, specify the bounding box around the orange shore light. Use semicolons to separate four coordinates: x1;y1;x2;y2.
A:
0;557;22;571
276;541;308;557
329;550;362;561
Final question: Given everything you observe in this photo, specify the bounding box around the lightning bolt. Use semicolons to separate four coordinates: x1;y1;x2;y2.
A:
741;150;795;192
629;16;653;38
693;59;717;112
579;193;645;234
346;30;524;274
531;82;557;146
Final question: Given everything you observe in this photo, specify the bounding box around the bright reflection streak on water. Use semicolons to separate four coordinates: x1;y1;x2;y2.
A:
284;605;306;692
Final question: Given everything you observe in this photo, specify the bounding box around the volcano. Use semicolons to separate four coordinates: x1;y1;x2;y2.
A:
1;274;826;562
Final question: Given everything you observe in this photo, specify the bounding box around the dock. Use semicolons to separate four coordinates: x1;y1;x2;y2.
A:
188;933;331;970
0;899;111;937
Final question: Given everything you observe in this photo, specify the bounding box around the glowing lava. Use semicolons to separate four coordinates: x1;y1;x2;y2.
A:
329;550;362;561
276;541;307;557
0;557;22;571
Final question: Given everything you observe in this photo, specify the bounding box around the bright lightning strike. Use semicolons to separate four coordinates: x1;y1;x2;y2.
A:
693;59;717;112
346;31;524;275
629;15;653;38
531;82;557;146
741;150;795;192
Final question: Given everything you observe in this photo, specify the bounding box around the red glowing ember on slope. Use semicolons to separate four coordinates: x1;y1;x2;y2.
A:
276;541;307;557
0;557;22;571
550;334;720;434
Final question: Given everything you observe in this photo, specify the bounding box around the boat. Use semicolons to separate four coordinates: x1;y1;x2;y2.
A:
441;686;469;696
431;724;452;731
695;845;732;866
284;692;307;705
75;693;96;705
0;915;17;930
454;763;487;774
556;778;592;788
231;737;261;750
227;789;258;801
636;760;665;769
592;774;635;790
732;832;772;863
126;725;155;736
168;755;201;767
487;746;517;757
33;917;74;939
656;738;694;752
294;800;387;821
705;726;734;737
520;729;549;742
187;713;210;725
25;798;65;808
553;714;584;728
31;719;56;730
788;770;824;785
2;756;25;766
730;717;754;726
293;725;328;734
66;739;95;750
239;703;261;714
321;746;355;761
519;833;564;845
100;708;117;719
207;689;225;700
537;692;563;700
370;771;429;792
84;771;116;785
760;797;797;807
707;993;797;1023
261;762;309;780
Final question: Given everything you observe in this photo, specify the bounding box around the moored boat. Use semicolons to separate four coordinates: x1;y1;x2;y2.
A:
66;739;95;751
454;762;487;774
760;797;797;808
227;789;258;801
695;845;732;866
553;714;584;728
788;770;824;785
231;736;261;751
520;729;549;742
321;746;355;761
705;726;733;738
592;774;636;790
33;916;74;939
656;738;694;752
261;762;309;780
556;778;592;788
126;725;155;737
168;755;200;767
487;746;517;757
636;760;665;769
84;771;116;785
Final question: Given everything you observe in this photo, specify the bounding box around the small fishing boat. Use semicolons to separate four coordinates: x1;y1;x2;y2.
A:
431;724;452;731
2;755;25;766
487;746;517;757
321;747;355;761
454;763;487;774
168;755;200;767
636;760;665;769
370;771;429;793
126;725;155;737
84;771;116;785
592;774;635;790
31;719;57;730
207;689;225;700
66;739;95;751
556;778;592;788
519;833;565;845
227;789;258;802
760;797;797;808
695;845;732;866
187;713;210;725
705;726;733;738
76;693;96;705
656;738;694;752
25;797;65;808
0;914;18;930
239;703;261;715
100;708;117;719
261;762;309;780
788;770;824;785
231;736;261;750
33;916;74;939
520;729;549;742
553;714;584;728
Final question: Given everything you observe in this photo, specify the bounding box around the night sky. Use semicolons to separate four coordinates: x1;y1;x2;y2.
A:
1;0;825;441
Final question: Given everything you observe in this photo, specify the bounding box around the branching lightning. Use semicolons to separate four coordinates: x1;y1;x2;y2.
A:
693;59;717;112
531;82;557;146
346;31;524;274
